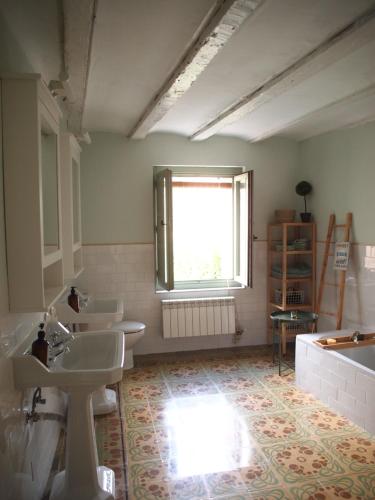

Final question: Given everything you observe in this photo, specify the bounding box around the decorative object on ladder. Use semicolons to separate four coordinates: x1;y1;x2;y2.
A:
161;297;236;338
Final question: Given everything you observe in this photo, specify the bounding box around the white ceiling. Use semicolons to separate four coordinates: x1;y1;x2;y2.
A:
151;0;375;138
220;38;375;141
1;0;375;142
83;0;218;134
82;0;375;141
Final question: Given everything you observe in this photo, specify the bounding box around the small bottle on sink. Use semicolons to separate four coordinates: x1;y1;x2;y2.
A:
31;323;49;366
68;286;80;313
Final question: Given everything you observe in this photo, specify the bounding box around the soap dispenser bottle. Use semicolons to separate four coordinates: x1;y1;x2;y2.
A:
68;286;79;313
31;323;49;366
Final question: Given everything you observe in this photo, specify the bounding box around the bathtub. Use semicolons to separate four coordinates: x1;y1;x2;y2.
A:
339;345;375;371
295;330;375;435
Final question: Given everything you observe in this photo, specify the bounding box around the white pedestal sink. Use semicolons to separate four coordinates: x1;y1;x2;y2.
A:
55;297;124;415
12;329;124;500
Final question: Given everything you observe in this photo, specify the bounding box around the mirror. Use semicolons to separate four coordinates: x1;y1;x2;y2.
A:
41;118;59;255
72;159;81;244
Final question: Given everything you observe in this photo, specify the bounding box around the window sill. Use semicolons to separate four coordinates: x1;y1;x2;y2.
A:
156;280;246;293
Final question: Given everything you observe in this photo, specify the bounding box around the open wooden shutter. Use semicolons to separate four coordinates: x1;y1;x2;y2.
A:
233;171;253;287
155;169;174;291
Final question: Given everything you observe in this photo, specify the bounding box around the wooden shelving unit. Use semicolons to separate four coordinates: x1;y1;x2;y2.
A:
267;222;316;347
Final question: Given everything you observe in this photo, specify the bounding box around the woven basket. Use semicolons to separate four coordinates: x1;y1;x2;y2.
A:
275;209;296;223
274;289;304;305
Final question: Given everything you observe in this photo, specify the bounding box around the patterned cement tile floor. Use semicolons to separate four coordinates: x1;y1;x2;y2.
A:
95;346;375;500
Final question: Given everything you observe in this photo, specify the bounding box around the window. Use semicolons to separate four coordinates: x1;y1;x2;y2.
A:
154;168;253;291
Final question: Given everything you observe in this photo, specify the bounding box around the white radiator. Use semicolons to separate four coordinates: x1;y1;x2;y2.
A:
161;297;236;338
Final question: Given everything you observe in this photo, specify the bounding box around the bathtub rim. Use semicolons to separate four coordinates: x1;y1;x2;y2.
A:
297;328;375;377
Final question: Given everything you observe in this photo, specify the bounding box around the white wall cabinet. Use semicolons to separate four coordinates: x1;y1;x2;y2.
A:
60;133;83;281
1;74;65;312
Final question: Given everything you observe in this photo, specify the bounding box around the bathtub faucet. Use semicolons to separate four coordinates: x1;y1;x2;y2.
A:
351;331;361;343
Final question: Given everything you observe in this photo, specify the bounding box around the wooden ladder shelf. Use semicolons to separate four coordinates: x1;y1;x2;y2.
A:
316;213;352;329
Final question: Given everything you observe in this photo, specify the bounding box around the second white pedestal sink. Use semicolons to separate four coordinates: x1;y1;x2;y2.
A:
55;297;124;329
12;330;124;500
55;297;124;415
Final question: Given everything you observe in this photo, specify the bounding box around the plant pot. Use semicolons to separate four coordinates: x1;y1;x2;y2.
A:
300;212;312;222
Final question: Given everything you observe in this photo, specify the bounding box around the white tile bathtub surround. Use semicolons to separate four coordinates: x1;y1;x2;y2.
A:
296;330;375;435
0;312;66;500
77;241;268;354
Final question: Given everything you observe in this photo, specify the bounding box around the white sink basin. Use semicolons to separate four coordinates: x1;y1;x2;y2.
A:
55;297;124;415
12;330;124;389
84;298;120;314
12;329;124;500
55;297;124;326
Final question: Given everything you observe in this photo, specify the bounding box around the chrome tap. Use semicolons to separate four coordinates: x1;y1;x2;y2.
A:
46;321;73;345
78;290;90;310
351;331;360;343
46;321;75;362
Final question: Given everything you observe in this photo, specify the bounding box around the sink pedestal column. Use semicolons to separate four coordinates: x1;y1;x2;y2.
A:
50;386;115;500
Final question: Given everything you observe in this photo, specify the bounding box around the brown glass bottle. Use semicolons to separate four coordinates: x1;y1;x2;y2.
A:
31;325;49;366
68;286;79;313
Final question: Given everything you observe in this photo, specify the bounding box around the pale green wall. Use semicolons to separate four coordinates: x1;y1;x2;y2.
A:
80;132;300;243
0;1;62;82
0;8;33;74
300;122;375;242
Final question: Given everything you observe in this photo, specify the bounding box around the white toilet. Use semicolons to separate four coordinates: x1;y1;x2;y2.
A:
112;320;145;369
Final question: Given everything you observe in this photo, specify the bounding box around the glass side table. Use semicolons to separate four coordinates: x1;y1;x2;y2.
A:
270;310;318;376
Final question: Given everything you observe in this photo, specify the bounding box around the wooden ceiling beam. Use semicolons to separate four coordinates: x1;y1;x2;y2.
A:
190;6;375;141
63;0;97;134
128;0;264;139
252;84;375;142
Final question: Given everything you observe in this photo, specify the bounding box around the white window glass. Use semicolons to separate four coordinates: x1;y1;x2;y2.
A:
172;177;233;282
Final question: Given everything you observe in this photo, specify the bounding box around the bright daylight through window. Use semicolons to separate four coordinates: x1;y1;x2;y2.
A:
154;168;253;291
173;176;233;282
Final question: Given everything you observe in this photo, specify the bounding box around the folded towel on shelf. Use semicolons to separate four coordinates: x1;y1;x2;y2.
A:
272;263;311;278
293;238;309;250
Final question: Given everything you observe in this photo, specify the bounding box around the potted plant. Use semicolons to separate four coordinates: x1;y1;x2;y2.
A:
296;181;312;222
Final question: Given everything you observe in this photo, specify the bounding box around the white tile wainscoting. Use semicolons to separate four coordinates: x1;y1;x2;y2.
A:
77;241;268;354
296;331;375;435
77;240;375;354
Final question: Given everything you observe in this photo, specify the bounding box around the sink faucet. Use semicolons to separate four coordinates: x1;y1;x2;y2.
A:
45;321;75;361
351;330;360;343
49;335;75;364
73;288;90;310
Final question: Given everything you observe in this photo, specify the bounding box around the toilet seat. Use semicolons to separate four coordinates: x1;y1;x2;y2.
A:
113;320;145;334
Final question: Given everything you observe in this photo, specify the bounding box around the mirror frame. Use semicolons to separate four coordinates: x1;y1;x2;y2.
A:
71;144;82;249
39;104;62;268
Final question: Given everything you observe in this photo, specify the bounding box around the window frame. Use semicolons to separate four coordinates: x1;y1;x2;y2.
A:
154;166;253;292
